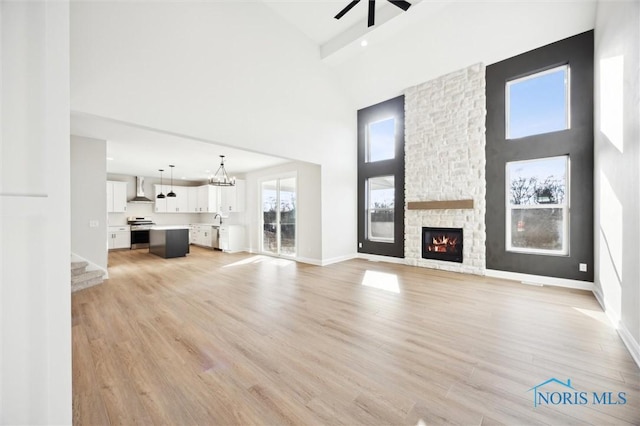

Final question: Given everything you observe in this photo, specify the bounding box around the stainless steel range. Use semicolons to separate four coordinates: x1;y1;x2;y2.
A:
127;217;155;249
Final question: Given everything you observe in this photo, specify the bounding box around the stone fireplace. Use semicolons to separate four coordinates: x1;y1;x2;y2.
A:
404;64;487;275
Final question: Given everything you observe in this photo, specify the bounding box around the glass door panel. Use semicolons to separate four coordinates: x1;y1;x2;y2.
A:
261;177;296;257
262;180;278;255
279;177;296;256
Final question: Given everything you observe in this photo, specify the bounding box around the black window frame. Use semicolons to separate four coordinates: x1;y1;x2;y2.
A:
485;30;594;281
357;95;405;258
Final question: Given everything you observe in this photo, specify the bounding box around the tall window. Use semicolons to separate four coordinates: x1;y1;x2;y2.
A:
358;96;405;258
506;156;569;255
261;176;296;257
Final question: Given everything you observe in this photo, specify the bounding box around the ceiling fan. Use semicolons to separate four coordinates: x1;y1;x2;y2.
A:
335;0;412;28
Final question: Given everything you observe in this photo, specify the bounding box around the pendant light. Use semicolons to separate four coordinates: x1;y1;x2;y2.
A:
208;155;236;186
157;169;166;199
167;165;177;197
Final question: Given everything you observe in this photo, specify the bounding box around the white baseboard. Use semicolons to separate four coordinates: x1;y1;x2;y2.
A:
592;286;621;327
71;252;109;279
295;256;323;266
592;286;639;369
484;269;594;291
356;253;407;265
321;253;357;266
618;323;640;369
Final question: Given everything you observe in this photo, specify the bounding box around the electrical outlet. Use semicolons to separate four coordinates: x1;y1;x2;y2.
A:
89;220;99;228
579;263;587;272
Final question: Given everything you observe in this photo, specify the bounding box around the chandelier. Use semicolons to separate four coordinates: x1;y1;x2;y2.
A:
208;155;236;186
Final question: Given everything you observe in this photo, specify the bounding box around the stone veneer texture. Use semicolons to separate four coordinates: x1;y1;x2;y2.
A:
404;63;487;274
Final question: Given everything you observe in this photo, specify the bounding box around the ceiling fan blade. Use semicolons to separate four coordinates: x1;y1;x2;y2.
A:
368;0;375;27
387;0;411;12
334;0;361;20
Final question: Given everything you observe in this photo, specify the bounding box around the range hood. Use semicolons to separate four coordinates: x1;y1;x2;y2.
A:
128;176;154;203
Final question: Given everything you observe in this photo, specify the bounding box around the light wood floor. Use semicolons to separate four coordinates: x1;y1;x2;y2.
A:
73;247;640;425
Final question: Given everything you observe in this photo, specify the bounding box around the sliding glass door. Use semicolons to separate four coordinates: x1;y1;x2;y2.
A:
261;176;296;257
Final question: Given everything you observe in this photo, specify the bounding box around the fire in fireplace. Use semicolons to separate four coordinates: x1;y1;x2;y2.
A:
422;227;463;263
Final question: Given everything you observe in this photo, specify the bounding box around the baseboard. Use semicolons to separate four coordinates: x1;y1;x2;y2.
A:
618;323;640;369
484;269;594;291
356;253;407;265
591;286;621;327
71;252;109;279
321;253;357;266
591;285;639;369
296;256;323;266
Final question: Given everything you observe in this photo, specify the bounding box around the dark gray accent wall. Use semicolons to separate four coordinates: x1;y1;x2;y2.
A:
485;31;594;281
357;95;405;258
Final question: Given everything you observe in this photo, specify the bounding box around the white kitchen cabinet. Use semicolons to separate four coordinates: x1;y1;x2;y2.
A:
108;226;130;250
154;184;167;213
219;225;245;253
218;180;245;214
190;224;215;247
106;181;128;213
187;187;199;213
197;185;218;213
155;185;190;213
165;186;188;213
209;180;245;215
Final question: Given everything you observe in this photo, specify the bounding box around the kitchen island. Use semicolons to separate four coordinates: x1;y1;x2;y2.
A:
149;226;190;258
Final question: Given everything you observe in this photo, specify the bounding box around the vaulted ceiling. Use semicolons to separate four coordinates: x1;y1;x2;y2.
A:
70;0;597;178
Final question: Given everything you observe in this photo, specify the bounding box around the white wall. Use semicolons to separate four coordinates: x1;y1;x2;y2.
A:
71;1;357;263
72;136;107;270
245;161;323;264
1;1;72;424
328;1;597;109
594;0;640;357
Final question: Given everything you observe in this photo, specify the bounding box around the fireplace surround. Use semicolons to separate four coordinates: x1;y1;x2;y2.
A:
422;227;463;263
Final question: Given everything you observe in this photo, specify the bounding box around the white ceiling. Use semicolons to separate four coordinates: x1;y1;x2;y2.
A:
71;113;291;182
262;0;417;45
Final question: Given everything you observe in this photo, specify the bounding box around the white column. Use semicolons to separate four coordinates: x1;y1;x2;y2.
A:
0;0;71;424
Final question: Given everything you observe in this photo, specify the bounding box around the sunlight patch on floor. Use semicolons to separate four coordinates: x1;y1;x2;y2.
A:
573;307;614;329
362;270;400;293
223;255;294;268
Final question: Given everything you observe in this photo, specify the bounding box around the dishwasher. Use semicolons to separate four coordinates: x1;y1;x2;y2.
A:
212;226;220;250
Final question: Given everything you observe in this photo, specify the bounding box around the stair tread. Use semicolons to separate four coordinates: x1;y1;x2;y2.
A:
71;276;104;292
71;269;104;284
71;261;88;270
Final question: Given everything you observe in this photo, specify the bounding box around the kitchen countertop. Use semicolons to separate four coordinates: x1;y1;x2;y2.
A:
151;225;190;230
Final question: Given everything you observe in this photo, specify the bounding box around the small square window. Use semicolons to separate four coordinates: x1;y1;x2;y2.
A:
506;65;570;139
367;118;395;162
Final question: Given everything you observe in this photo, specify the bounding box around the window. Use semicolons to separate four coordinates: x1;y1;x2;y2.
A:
506;156;569;255
367;176;394;242
367;118;396;162
261;176;296;257
506;65;570;139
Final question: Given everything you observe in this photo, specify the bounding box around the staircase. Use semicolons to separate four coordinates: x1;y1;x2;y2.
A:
71;261;105;292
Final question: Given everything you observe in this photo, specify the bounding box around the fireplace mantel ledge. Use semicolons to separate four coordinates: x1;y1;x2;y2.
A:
407;200;474;210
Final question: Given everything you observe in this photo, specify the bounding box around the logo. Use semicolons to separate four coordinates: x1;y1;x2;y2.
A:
527;378;627;408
